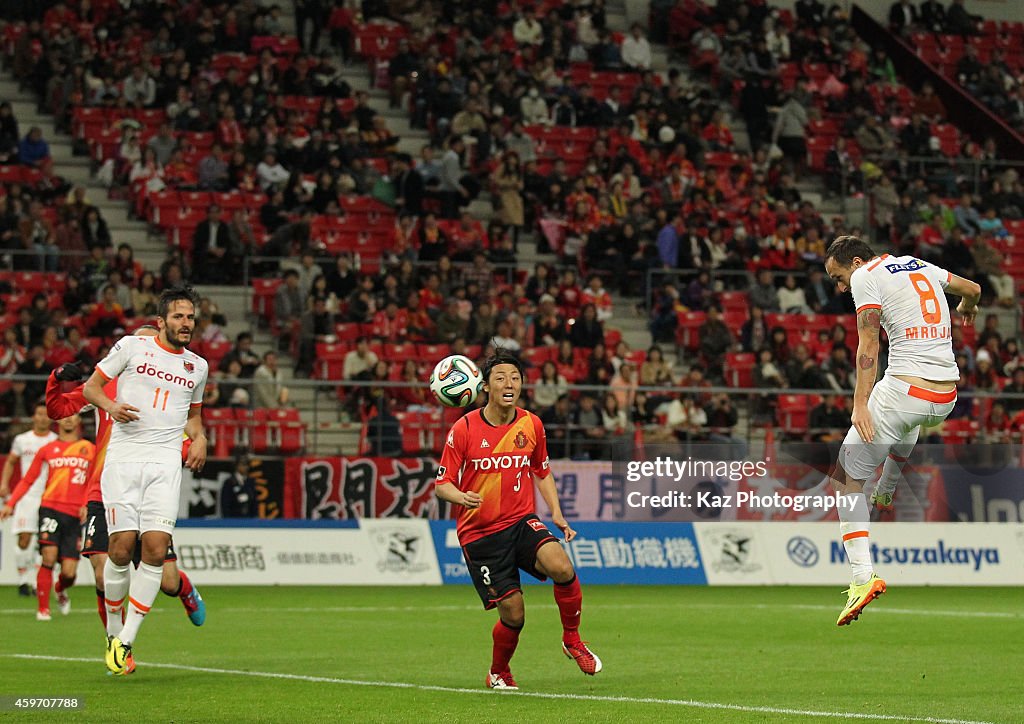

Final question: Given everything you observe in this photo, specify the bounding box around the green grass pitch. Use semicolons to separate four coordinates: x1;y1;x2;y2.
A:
0;585;1020;723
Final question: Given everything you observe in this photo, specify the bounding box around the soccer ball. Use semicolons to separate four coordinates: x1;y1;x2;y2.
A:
429;355;482;408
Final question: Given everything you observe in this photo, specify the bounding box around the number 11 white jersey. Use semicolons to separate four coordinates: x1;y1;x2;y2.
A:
96;335;208;465
849;254;959;382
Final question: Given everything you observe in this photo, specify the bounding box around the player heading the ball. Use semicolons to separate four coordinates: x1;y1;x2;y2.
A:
824;236;980;626
435;350;601;690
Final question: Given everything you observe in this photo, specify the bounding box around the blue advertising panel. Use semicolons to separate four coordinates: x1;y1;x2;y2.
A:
431;521;707;585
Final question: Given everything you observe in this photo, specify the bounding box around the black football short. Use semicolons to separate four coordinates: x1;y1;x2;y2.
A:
37;507;81;561
81;501;108;557
82;501;177;563
462;514;559;610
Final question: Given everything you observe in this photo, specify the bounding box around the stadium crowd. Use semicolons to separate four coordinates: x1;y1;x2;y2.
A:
2;0;1024;453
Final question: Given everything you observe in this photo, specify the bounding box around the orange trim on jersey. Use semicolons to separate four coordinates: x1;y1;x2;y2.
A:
842;531;869;542
153;336;183;355
946;271;952;284
95;368;113;382
856;304;881;314
128;596;152;613
189;402;203;408
908;385;957;404
866;254;890;272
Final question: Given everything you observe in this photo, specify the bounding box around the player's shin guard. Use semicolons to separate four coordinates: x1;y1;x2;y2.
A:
103;559;131;637
36;566;52;613
118;562;162;646
838;492;873;585
553;574;583;641
96;587;107;628
491;619;523;674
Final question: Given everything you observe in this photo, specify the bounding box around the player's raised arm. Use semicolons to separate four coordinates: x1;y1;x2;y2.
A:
945;273;982;327
46;364;88;421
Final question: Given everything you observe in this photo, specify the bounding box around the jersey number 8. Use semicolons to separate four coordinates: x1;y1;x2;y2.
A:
909;272;942;324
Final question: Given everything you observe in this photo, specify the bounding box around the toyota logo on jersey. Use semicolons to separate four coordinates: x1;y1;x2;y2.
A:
469;454;531;471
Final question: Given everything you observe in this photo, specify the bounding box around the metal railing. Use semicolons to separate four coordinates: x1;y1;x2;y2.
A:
4;374;1021;458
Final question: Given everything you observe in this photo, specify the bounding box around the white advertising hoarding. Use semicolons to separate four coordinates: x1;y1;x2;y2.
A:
695;522;1024;586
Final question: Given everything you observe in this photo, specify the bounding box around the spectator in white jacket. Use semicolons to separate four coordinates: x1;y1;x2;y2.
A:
513;14;544;46
520;87;550;126
621;24;652;70
256;150;290;191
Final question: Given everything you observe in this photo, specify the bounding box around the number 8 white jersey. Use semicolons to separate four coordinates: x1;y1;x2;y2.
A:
96;335;208;464
850;254;959;382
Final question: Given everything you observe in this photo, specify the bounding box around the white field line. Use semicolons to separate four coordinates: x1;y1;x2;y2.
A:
2;654;1002;724
0;602;1020;618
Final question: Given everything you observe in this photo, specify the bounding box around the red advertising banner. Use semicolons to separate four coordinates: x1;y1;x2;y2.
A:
283;457;450;519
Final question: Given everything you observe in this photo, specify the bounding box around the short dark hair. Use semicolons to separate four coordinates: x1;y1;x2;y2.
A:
825;235;875;267
157;284;200;319
483;350;524;384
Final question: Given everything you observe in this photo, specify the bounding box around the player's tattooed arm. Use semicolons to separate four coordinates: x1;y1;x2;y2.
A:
856;307;881;332
852;306;881;442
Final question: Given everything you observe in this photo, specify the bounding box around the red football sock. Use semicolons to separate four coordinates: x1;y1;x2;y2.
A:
553;574;582;641
176;570;194;599
491;619;522;674
55;574;75;593
95;588;107;628
36;566;52;613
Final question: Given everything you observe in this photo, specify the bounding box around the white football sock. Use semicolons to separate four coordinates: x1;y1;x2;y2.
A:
119;563;162;646
103;560;131;638
838;492;873;585
16;547;34;586
872;455;906;498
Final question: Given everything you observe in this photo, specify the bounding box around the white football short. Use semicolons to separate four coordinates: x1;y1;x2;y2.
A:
841;375;956;482
12;494;43;536
101;461;182;535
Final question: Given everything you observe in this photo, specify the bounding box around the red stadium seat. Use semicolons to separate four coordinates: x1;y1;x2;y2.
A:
724;352;756;388
675;311;706;351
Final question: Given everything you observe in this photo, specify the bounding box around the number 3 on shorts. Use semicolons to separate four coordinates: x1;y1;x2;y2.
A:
480;566;491;585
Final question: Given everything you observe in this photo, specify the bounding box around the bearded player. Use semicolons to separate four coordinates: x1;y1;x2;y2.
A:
82;286;209;674
0;402;56;596
1;414;94;621
824;236;981;625
435;352;601;690
45;326;205;635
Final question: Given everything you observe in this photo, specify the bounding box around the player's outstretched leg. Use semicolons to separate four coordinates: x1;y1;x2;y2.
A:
162;563;205;626
537;543;601;675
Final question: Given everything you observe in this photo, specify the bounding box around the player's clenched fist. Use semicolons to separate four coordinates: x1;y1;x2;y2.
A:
0;505;13;520
461;491;482;509
108;402;140;423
